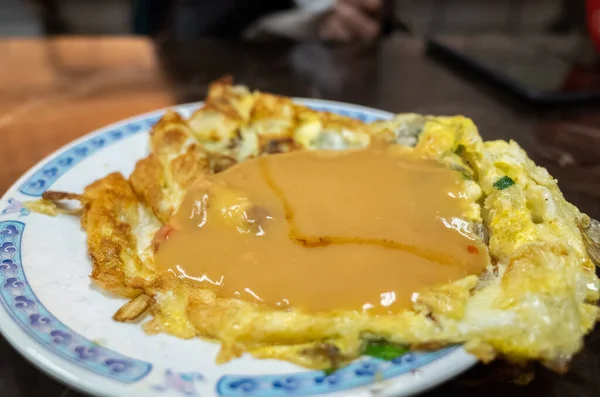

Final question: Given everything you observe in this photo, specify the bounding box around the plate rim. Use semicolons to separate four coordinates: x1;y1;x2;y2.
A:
0;98;478;397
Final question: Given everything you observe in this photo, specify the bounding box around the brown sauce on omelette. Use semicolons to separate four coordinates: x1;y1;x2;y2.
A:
154;149;487;314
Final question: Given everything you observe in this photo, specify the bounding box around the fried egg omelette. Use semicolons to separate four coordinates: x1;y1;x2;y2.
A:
38;76;600;372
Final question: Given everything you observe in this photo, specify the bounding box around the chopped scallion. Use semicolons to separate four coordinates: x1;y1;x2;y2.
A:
362;341;408;361
493;176;515;190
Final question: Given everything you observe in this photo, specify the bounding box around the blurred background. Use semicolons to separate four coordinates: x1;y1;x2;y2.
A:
0;0;589;37
2;0;594;107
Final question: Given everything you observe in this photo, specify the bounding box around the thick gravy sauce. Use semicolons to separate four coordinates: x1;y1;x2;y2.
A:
154;149;487;314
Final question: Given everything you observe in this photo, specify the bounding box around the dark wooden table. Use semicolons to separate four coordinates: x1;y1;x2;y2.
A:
1;35;600;397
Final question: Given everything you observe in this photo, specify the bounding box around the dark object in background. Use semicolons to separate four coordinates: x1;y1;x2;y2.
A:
134;0;404;40
133;0;294;39
547;0;587;34
426;36;600;106
30;0;69;35
132;0;171;37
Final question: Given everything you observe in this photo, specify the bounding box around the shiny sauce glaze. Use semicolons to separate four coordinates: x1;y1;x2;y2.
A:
154;149;488;314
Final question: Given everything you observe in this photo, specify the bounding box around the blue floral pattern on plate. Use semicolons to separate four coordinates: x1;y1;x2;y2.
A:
0;102;465;396
18;115;162;197
0;221;152;382
216;349;456;397
152;369;205;396
1;198;30;217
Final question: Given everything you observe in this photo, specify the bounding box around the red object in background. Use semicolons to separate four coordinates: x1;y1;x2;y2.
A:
562;0;600;92
587;0;600;53
561;63;600;92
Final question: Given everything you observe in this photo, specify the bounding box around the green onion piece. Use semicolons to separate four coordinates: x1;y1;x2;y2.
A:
362;341;409;361
455;144;465;155
493;176;515;190
323;367;337;376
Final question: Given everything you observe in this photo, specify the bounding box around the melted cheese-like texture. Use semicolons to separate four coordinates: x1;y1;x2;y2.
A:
154;148;488;314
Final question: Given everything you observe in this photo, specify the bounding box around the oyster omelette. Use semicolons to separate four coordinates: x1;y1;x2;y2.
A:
38;77;600;373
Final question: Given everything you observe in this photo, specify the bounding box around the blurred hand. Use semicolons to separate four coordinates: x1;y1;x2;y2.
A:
318;0;383;41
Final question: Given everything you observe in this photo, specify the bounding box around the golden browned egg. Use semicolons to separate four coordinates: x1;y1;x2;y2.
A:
38;76;600;372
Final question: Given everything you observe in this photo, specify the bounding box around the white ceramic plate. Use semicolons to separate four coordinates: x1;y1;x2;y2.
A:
0;100;477;397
